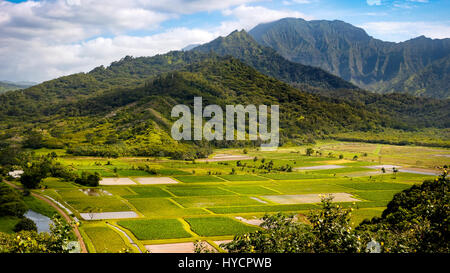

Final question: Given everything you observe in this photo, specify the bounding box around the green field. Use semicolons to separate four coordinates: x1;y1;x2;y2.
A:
118;219;192;240
185;216;260;236
83;226;129;253
5;141;446;253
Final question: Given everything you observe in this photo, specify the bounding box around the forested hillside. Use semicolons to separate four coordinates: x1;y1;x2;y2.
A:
249;18;450;98
0;48;449;158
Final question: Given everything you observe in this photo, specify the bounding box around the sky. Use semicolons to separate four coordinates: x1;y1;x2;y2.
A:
0;0;449;83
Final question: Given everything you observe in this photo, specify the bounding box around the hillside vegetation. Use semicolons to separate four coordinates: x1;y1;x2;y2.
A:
249;18;450;98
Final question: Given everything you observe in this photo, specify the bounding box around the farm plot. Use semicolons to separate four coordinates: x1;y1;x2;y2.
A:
124;187;171;198
83;226;128;253
336;181;412;191
118;219;192;240
127;198;208;217
145;242;216;253
222;185;279;195
173;195;263;208
265;181;352;195
166;186;235;197
353;190;401;202
260;173;332;180
262;193;360;204
310;166;373;174
294;165;345;170
185;216;260;236
80;211;138;220
218;175;269;181
208;204;321;214
57;190;131;212
99;178;136;186
174;175;225;183
135;177;179;185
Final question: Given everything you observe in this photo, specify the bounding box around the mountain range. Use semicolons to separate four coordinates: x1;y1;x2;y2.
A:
0;18;449;158
0;81;35;94
249;18;450;99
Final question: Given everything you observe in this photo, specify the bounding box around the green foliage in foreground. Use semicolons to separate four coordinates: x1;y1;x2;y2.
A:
0;215;74;253
13;218;37;233
0;182;27;217
222;172;449;253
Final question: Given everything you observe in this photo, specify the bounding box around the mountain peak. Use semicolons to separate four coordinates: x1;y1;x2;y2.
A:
192;29;357;90
248;18;450;98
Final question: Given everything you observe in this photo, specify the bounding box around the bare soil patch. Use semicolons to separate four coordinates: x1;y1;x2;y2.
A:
136;177;179;185
99;178;136;186
214;240;232;250
235;216;263;226
400;168;440;176
249;197;268;204
145;242;216;253
80;211;138;220
198;154;253;162
365;165;402;170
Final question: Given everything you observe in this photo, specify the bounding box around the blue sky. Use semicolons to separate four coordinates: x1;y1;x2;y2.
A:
1;0;449;82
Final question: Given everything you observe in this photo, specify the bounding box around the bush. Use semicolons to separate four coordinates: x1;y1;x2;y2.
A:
222;172;449;253
74;171;101;187
0;182;28;217
13;218;37;233
0;215;74;253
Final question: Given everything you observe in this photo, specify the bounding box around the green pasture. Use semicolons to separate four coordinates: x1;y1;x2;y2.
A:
83;225;128;253
185;216;260;236
126;198;208;217
174;175;225;183
0;216;20;234
118;219;192;240
14;142;447;253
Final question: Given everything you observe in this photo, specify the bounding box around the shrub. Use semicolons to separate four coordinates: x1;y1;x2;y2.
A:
74;171;101;187
0;182;28;217
13;218;37;233
0;215;73;253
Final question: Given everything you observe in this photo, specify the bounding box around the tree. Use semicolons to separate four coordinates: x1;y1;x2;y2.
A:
222;172;449;253
20;163;49;189
0;182;28;217
74;171;101;187
224;195;362;253
22;131;45;149
0;215;74;253
358;171;449;253
306;148;314;156
13;218;37;232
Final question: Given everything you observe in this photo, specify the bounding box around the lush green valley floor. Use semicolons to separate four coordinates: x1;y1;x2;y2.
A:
7;141;448;252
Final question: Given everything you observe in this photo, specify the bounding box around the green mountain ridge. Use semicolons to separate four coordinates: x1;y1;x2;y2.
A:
249;18;450;98
0;35;449;157
192;30;357;90
0;81;33;94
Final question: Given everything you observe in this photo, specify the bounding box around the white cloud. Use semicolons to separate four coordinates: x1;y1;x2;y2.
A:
366;0;381;6
139;0;260;14
218;4;312;34
0;27;216;82
0;0;263;82
359;21;450;42
292;0;313;3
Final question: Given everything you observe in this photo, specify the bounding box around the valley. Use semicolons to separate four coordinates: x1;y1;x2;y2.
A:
2;141;447;253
